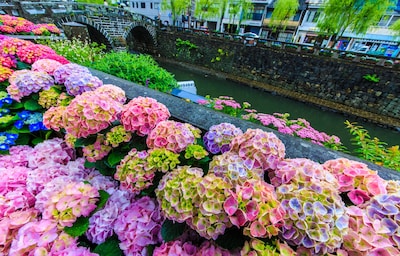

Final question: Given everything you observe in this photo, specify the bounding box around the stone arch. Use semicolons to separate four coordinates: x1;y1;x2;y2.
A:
58;15;114;51
124;22;157;54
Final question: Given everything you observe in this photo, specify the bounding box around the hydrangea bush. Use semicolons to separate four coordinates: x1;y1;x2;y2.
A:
0;30;399;256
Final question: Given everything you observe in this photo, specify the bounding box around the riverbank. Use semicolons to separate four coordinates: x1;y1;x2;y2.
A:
155;57;400;131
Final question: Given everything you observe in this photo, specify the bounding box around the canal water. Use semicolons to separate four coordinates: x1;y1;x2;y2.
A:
160;62;400;151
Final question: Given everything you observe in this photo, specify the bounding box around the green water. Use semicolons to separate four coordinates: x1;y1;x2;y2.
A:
160;62;400;151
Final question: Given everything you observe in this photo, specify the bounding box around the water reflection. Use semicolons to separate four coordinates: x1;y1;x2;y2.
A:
159;61;400;150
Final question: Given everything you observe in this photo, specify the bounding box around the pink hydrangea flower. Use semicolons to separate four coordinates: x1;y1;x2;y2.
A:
209;151;264;185
154;240;198;256
0;145;33;168
114;196;164;255
120;96;170;136
43;106;66;132
343;205;398;255
27;138;75;168
0;37;33;55
229;128;286;171
9;219;59;255
147;120;197;153
53;63;90;84
95;84;126;104
0;209;38;255
0;187;35;219
35;176;81;213
61;89;124;138
16;44;56;64
323;158;387;205
64;72;103;96
41;181;99;227
115;148;155;195
270;158;337;187
82;134;112;162
7;70;54;102
224;179;285;238
31;58;63;75
197;241;235;256
40;53;70;64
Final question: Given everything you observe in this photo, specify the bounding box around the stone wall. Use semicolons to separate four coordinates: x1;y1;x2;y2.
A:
155;30;400;128
91;68;400;180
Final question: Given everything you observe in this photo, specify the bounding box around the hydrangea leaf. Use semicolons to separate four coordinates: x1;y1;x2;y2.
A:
215;227;246;250
64;216;89;237
23;99;42;111
93;236;123;256
16;61;31;70
74;136;97;147
93;190;110;213
31;137;44;145
107;150;125;167
161;219;187;242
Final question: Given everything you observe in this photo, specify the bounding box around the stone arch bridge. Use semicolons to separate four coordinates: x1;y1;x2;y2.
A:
1;1;159;53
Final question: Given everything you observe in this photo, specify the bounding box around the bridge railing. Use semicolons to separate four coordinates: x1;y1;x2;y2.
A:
16;1;157;26
162;25;400;67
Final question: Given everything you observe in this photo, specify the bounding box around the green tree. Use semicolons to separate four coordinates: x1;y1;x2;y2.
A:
195;0;220;22
390;18;400;37
217;0;229;32
317;0;395;48
162;0;191;26
227;0;253;33
270;0;299;32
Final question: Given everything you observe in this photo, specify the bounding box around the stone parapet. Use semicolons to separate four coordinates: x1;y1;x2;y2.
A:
90;68;400;181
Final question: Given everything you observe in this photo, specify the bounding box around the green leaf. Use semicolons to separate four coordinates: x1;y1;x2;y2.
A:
215;227;246;250
95;160;115;176
14;133;29;145
84;160;96;168
93;190;110;213
8;102;24;110
64;217;89;237
23;99;42;111
16;61;31;70
161;219;186;242
93;236;123;256
32;137;44;145
107;150;125;167
74;136;97;147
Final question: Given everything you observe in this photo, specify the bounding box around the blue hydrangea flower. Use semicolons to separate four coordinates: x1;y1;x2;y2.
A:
14;120;24;129
18;110;31;120
0;132;18;150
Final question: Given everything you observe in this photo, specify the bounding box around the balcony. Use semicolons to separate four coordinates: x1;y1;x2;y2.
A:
262;18;300;29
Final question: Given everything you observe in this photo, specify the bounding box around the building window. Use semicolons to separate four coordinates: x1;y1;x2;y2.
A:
154;3;159;10
306;10;320;23
141;2;145;8
136;2;138;8
150;3;153;9
248;4;265;21
389;15;400;26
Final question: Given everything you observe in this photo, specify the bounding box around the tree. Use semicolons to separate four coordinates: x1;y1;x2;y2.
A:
217;0;229;32
317;0;395;48
227;0;252;33
270;0;299;32
390;18;400;37
195;0;220;22
161;0;191;26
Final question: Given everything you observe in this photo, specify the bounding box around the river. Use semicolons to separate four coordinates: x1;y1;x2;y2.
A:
159;61;400;151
